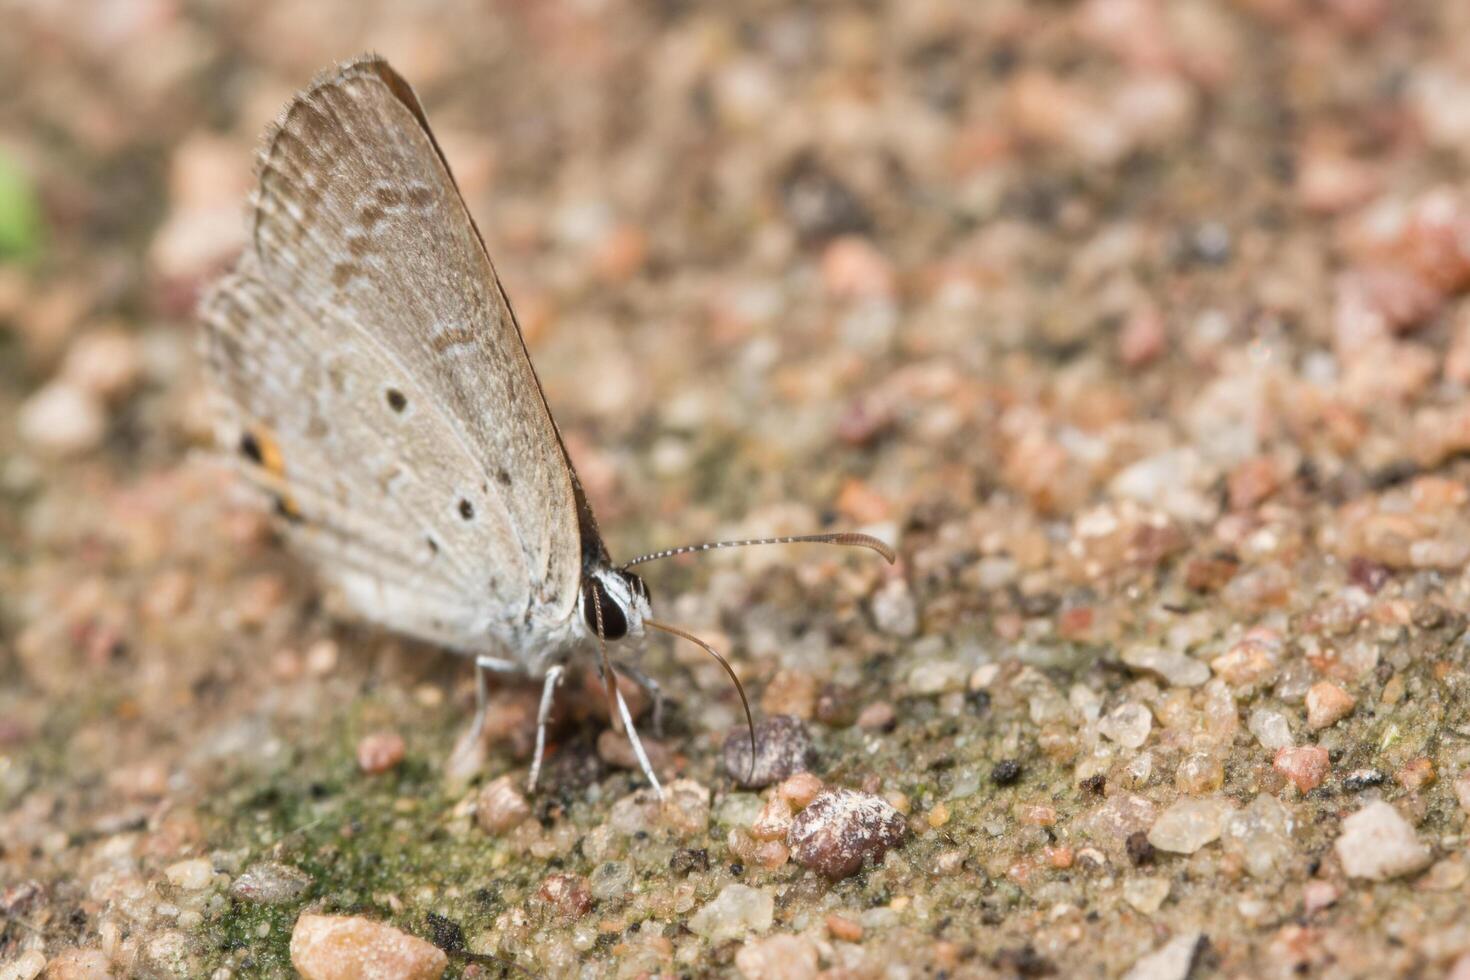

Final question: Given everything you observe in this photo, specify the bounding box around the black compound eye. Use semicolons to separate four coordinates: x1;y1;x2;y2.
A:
581;580;628;640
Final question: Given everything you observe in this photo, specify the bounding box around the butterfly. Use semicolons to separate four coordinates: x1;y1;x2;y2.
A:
200;54;893;796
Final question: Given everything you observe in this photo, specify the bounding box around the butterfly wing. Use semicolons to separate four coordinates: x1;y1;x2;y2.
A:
202;55;584;655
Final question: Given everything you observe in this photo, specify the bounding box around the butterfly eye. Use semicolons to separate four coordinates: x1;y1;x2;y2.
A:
581;580;628;640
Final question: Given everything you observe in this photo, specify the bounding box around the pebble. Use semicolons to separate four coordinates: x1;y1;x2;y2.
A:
777;772;824;809
822;915;860;944
1222;794;1294;879
1083;793;1157;862
991;760;1023;786
734;933;819;980
1334;801;1431;880
289;914;447;980
1123;876;1171;914
786;789;906;879
1174;752;1224;795
537;873;593;919
869;578;919;637
356;731;406;774
760;669;818;720
475;775;530;835
855;701;896;731
1120;647;1210;687
163;857;214;891
18;382;106;457
1247;708;1293;750
751;795;794;841
230;861;312;905
688;884;774;944
1098;702;1152;748
723;715;815;789
588;861;634;902
1305;681;1355;730
1147;796;1235;854
40;948;111;979
1122;932;1205;980
0;952;45;980
660;779;712;835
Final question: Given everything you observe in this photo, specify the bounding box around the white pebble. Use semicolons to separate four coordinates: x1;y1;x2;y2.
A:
1335;801;1431;881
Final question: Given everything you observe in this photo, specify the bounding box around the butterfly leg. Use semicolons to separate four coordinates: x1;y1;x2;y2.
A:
445;654;519;788
469;654;520;743
615;685;665;800
614;660;669;737
526;664;566;793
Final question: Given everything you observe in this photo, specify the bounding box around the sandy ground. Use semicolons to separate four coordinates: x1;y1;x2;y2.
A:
7;1;1470;978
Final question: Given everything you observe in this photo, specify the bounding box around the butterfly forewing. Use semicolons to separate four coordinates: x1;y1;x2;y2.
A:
203;55;584;652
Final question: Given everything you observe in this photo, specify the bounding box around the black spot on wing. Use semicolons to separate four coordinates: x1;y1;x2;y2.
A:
386;388;407;413
458;498;474;520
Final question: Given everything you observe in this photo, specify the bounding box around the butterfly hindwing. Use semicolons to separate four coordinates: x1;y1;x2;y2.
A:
202;56;585;653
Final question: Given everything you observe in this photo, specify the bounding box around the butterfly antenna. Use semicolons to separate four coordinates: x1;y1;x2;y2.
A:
621;532;895;569
644;618;756;785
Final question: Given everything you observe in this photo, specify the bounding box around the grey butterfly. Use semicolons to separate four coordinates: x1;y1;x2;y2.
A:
200;54;893;796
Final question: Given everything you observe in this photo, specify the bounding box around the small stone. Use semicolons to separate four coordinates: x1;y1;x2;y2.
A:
1395;757;1435;791
536;873;593;919
1275;746;1334;793
1120;647;1210;687
1454;772;1470;814
751;795;794;841
356;731;406;774
1174;752;1224;795
1122;932;1205;980
777;773;824;809
825;913;863;942
18;382;105;457
991;759;1023;786
734;934;819;980
1123;876;1171;914
1222;794;1294;879
596;727;671;774
588;861;634;902
787;789;906;879
1;952;45;980
289;914;447;980
163;858;215;891
41;948;111;979
660;779;712;835
1342;768;1387;792
1302;880;1339;914
1127;831;1156;866
1248;708;1293;750
230;862;312;905
869;578;919;636
688;884;775;944
1334;801;1431;880
1083;793;1157;863
1305;682;1356;730
1147;797;1235;854
475;775;531;835
854;701;896;731
723;715;815;789
1098;702;1152;748
760;669;818;720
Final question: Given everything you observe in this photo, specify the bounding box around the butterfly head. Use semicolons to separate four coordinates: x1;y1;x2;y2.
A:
580;567;652;641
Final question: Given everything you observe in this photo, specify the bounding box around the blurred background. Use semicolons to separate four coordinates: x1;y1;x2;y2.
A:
7;0;1470;977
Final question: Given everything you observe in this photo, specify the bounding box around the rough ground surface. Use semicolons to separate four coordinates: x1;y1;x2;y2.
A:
5;2;1470;978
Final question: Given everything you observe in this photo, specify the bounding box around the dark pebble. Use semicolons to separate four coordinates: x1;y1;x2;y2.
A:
1342;768;1387;792
787;789;907;880
723;714;816;789
669;848;709;875
1079;774;1106;796
425;911;466;953
991;759;1022;786
1126;831;1155;866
